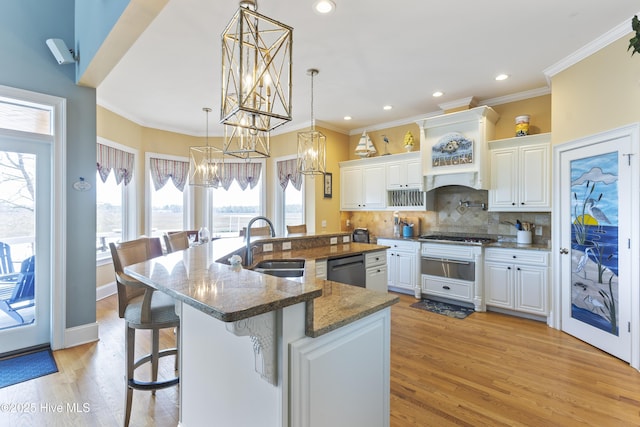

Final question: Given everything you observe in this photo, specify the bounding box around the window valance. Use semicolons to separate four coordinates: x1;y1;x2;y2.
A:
150;157;189;192
218;162;262;191
277;158;302;191
97;143;134;186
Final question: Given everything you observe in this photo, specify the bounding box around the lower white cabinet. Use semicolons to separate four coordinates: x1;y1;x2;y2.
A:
365;250;388;292
377;239;420;294
290;308;391;427
484;248;549;316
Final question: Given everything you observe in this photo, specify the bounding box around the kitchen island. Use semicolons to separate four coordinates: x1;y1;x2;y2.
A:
125;236;398;427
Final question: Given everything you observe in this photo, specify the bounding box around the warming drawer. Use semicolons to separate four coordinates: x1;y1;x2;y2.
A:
421;276;473;301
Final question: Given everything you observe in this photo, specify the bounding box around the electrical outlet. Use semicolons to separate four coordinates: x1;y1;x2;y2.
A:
535;225;542;236
343;236;350;243
330;237;338;244
263;243;273;252
346;219;351;227
282;241;292;250
322;220;327;228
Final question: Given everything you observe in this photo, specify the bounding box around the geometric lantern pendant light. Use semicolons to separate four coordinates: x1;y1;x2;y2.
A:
297;68;326;175
220;0;293;135
189;107;224;187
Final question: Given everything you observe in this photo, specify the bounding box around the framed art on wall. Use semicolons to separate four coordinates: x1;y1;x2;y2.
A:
324;172;332;198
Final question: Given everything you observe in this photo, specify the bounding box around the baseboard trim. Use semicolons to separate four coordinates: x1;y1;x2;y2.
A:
97;282;116;300
64;322;99;348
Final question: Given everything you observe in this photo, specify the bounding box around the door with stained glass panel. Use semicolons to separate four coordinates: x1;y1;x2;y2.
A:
558;126;636;363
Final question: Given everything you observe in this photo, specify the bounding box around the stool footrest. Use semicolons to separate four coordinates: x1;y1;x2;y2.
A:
132;347;178;370
128;377;179;391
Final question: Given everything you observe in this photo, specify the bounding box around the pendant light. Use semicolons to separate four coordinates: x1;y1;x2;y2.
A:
189;107;224;187
220;0;293;136
297;68;326;175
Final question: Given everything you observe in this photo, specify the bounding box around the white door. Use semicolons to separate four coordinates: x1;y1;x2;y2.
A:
0;135;51;353
557;127;636;362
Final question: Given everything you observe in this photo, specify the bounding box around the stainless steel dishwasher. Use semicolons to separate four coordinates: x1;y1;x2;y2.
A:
327;254;366;287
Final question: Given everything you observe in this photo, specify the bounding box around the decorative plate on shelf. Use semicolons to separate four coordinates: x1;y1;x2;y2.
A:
431;132;474;167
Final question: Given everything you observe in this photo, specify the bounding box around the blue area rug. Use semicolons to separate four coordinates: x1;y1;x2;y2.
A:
0;348;58;388
410;299;475;319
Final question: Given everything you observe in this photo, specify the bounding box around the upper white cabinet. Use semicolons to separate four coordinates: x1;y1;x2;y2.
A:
386;152;423;190
340;163;386;210
418;106;499;191
488;133;551;212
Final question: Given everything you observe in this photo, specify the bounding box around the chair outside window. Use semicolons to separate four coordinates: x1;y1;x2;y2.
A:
0;255;35;326
0;242;14;275
109;237;179;427
286;224;307;235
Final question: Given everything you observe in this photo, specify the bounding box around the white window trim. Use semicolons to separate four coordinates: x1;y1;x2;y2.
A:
0;84;66;351
144;151;190;237
272;154;304;236
96;137;137;264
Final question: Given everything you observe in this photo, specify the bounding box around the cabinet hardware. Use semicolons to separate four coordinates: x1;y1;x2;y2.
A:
442;285;450;290
560;248;569;254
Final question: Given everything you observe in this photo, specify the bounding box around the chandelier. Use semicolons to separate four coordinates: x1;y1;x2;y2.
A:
220;0;293;137
297;68;326;175
189;107;224;187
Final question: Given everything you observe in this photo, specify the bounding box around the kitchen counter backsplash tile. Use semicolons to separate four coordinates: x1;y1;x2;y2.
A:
342;186;550;245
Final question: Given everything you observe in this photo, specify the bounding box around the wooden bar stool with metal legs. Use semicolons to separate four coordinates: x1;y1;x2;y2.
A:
109;237;179;427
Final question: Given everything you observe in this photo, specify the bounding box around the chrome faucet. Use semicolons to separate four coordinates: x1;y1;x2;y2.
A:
244;216;276;266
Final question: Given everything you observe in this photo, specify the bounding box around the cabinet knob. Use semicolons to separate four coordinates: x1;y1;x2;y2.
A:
520;202;525;205
512;255;516;258
507;266;511;270
517;267;521;271
511;202;516;206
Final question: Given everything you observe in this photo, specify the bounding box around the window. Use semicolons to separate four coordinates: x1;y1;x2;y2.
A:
146;153;189;239
209;160;265;237
96;139;136;261
275;157;304;234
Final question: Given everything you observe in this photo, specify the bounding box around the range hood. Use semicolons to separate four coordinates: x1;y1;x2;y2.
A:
418;106;499;191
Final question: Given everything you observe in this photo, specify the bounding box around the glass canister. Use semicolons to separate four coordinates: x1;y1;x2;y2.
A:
515;115;530;137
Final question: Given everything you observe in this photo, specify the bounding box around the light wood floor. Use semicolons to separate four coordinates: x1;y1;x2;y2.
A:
1;292;640;426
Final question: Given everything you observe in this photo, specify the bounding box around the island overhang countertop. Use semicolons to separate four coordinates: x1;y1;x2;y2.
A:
124;235;399;337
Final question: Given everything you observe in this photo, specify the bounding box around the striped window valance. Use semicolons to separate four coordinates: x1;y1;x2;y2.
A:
277;158;302;191
150;157;189;192
97;143;134;186
218;162;262;191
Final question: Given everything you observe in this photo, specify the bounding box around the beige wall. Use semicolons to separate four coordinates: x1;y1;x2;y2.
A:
552;35;640;145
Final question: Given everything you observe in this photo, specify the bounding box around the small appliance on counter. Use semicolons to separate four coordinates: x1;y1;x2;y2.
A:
352;228;370;243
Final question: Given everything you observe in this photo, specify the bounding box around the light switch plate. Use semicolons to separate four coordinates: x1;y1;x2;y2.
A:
330;237;338;244
263;243;273;252
282;241;292;250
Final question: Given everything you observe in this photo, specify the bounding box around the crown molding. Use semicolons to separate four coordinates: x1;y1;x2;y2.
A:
437;96;478;111
543;13;638;83
481;87;551;106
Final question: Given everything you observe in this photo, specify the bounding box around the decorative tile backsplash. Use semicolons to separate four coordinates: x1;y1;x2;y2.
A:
341;185;550;244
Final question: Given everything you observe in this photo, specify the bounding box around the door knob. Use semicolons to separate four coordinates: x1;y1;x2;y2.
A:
560;248;569;254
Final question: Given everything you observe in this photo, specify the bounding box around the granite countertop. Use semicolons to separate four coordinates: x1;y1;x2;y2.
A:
125;237;398;338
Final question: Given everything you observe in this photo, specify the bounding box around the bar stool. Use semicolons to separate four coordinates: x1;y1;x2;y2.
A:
109;237;179;427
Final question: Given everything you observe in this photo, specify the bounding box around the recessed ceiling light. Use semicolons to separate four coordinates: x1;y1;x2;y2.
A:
495;73;509;81
313;0;336;14
432;91;444;97
383;105;393;110
343;116;352;120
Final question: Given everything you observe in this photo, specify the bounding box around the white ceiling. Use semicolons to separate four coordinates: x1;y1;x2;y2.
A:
96;1;639;137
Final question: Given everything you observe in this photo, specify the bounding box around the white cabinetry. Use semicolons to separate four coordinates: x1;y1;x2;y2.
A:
290;308;391;427
365;250;387;293
377;239;419;295
386;152;423;190
340;164;386;210
488;133;551;211
484;248;549;317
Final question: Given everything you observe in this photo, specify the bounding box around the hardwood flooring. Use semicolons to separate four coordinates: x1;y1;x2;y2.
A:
1;292;639;426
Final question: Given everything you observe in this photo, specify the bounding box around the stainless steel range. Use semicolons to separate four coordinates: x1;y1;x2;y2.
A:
418;235;494;311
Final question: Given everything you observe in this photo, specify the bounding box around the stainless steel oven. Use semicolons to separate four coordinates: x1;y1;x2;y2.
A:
420;240;487;311
421;256;475;282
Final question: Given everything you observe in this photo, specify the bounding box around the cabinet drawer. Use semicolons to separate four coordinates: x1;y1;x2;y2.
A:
422;275;472;301
377;238;419;252
484;248;549;266
365;250;386;268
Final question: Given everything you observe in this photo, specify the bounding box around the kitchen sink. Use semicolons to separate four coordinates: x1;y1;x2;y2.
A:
251;259;305;278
